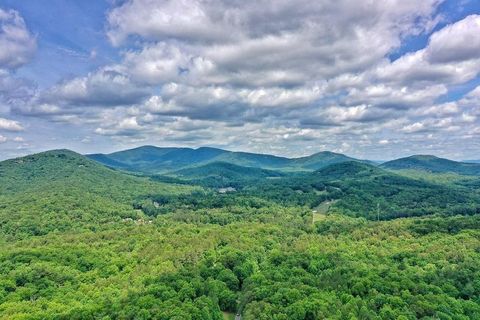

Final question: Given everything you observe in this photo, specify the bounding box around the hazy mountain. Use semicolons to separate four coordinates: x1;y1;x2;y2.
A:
88;146;229;173
87;146;368;173
86;153;134;170
290;151;368;170
381;155;480;176
464;160;480;164
211;151;292;169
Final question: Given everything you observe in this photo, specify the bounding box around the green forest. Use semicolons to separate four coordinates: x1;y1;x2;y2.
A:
1;148;480;319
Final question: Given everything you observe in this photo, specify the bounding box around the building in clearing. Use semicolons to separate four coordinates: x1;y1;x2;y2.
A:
218;187;236;194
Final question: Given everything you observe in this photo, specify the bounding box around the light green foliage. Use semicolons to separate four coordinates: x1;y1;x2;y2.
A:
0;150;196;239
1;150;480;319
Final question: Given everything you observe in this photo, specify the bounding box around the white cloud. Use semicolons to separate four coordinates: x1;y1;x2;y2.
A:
94;114;145;137
373;15;480;88
0;134;6;143
0;117;23;131
0;8;36;69
117;117;142;130
466;85;480;98
107;0;235;45
426;15;480;63
47;69;149;107
462;113;476;123
106;0;442;88
4;0;480;160
415;102;459;117
401;122;426;133
118;43;191;85
379;139;389;145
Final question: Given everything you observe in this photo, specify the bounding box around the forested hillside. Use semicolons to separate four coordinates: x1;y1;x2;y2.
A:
0;150;195;239
172;162;285;189
147;161;480;221
1;150;480;319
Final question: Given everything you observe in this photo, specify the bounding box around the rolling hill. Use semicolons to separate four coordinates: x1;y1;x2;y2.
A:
87;146;368;173
0;149;193;239
381;155;480;175
171;161;285;188
246;161;480;220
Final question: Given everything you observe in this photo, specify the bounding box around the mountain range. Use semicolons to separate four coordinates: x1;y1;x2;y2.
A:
87;145;480;176
2;148;480;225
87;146;371;173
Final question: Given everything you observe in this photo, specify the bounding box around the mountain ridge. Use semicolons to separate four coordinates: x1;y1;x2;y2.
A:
381;154;480;176
87;145;371;173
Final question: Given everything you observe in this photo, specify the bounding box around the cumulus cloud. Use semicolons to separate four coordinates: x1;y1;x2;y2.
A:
39;0;448;121
373;16;480;88
426;15;480;63
107;0;235;45
106;0;442;88
0;8;36;69
466;85;480;99
379;139;389;145
2;1;480;160
400;122;428;133
0;117;23;131
415;102;459;117
46;69;150;107
0;9;37;117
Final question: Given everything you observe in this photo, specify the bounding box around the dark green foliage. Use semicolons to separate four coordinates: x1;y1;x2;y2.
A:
233;161;480;220
172;161;285;188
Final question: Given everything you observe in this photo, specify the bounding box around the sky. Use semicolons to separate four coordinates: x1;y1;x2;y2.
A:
0;0;480;161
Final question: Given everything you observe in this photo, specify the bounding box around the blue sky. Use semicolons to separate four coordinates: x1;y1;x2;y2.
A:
2;0;118;86
0;0;479;160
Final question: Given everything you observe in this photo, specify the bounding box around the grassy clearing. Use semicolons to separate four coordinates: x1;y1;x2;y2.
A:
312;200;338;223
223;311;235;320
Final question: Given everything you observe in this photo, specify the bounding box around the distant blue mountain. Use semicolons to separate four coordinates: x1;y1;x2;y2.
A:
381;155;480;176
87;146;369;173
464;160;480;164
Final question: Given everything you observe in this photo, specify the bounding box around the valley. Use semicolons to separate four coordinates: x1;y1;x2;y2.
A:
2;1;480;319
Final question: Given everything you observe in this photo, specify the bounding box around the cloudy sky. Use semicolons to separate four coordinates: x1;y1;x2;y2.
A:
0;0;479;160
